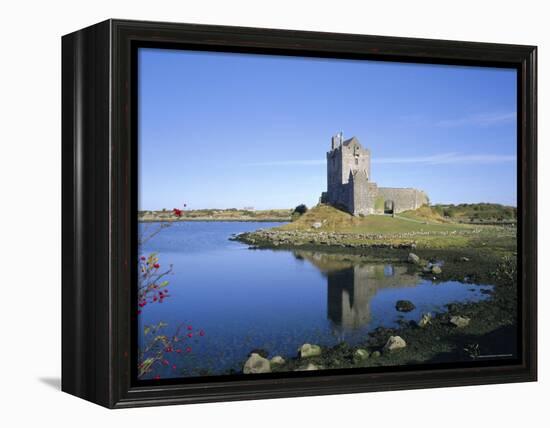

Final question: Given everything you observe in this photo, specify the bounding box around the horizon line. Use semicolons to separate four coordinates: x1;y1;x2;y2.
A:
139;201;518;211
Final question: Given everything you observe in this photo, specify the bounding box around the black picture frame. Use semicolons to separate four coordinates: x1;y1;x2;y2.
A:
62;19;537;408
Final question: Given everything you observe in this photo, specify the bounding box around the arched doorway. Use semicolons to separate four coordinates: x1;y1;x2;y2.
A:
384;200;394;214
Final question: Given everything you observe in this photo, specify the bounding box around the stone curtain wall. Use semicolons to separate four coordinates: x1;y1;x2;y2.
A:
377;188;429;213
365;183;380;214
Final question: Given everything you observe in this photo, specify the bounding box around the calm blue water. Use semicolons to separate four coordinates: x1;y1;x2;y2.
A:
138;221;492;378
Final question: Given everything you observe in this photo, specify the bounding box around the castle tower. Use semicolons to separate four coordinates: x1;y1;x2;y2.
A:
324;133;371;213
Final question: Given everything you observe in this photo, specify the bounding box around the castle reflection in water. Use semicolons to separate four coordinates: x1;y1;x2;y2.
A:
293;251;421;331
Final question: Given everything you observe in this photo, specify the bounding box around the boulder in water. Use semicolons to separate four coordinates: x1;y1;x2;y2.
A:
396;300;416;312
243;353;271;374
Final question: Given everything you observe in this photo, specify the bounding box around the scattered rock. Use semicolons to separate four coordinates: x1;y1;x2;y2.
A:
353;349;370;362
408;253;421;264
395;300;416;312
299;343;322;358
417;312;432;328
270;356;285;366
295;363;321;371
383;336;407;352
243;353;272;374
312;222;323;229
460;256;470;262
449;315;471;328
431;265;442;275
371;351;381;358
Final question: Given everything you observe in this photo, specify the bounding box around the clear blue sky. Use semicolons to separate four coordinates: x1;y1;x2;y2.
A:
138;48;517;211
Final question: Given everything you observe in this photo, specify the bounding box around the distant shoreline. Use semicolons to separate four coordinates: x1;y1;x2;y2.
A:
138;218;290;223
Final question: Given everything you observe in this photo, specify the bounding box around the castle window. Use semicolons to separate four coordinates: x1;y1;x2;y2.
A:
355;158;359;165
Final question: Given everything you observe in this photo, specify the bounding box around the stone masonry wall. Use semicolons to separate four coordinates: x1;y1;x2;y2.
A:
364;182;379;214
351;172;369;215
377;187;429;213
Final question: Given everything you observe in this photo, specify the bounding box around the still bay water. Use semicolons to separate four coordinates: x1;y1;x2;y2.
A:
138;221;492;378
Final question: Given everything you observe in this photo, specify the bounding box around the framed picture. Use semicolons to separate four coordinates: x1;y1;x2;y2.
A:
62;19;537;408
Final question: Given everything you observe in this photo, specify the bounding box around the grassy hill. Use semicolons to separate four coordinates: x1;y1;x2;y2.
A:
278;204;471;234
236;204;516;251
431;203;517;223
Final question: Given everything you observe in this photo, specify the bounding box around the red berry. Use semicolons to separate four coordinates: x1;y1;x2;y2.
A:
187;333;193;338
140;256;146;261
187;325;193;331
153;263;160;269
154;375;161;380
186;347;192;353
199;330;205;336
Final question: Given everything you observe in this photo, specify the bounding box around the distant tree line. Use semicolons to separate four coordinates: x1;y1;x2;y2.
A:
432;203;517;222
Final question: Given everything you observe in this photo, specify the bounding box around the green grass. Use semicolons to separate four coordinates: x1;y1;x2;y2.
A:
398;205;450;223
279;204;472;234
431;203;517;222
266;204;517;250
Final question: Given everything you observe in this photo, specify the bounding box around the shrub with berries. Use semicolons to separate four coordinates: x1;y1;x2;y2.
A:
137;253;172;314
138;321;205;378
137;220;204;380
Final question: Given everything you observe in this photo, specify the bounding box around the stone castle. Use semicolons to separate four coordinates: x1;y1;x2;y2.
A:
320;133;428;216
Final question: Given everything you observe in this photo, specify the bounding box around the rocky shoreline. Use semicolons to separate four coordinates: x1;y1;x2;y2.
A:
239;285;516;375
203;208;516;376
231;228;484;250
231;248;517;376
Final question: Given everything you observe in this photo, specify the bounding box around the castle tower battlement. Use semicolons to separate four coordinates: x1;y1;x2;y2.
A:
321;133;428;215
